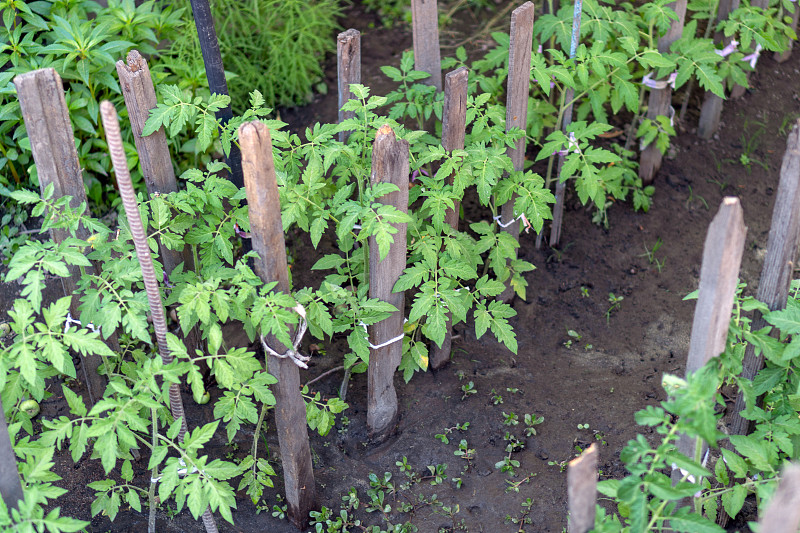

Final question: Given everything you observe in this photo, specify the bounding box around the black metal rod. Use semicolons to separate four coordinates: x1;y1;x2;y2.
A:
189;0;243;189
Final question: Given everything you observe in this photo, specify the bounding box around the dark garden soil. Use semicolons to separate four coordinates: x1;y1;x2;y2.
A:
3;2;800;532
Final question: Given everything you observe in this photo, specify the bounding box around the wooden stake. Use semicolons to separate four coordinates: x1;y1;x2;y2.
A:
498;1;535;302
116;50;184;274
549;0;583;248
337;29;361;143
0;399;23;512
758;463;800;533
367;125;409;438
774;5;800;63
411;0;443;91
431;67;468;370
239;121;317;528
639;0;687;185
189;0;244;190
14;68;107;406
697;0;740;140
567;443;598;533
673;197;746;482
729;121;800;439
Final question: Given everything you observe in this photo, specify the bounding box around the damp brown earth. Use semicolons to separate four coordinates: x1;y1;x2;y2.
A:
2;3;800;531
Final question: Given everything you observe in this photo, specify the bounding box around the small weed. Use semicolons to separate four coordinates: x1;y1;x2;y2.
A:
453;439;476;468
505;472;538;493
563;328;582;349
605;293;624;324
460;381;477;400
580;286;591;298
548;459;568;472
504;498;534;531
506;387;521;395
337;415;350;434
639;237;665;273
435;422;470;445
577;423;590;430
502;411;519;426
685;185;709;210
523;413;544;437
490;388;504;404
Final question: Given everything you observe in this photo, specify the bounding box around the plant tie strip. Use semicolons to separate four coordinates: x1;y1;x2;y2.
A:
671;446;710;496
715;39;739;58
742;44;762;69
151;458;199;483
360;318;408;350
63;311;97;334
554;132;581;156
260;304;312;369
642;72;677;90
494;213;533;234
234;222;250;239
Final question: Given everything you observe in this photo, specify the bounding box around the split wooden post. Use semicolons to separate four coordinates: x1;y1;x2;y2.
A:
411;0;442;91
728;121;800;439
431;67;468;369
730;0;769;99
239;121;317;528
0;399;23;512
14;68;107;406
116;50;184;275
337;29;361;143
639;0;687;185
697;0;740;139
189;0;244;189
498;1;535;302
673;197;746;483
757;463;800;532
548;0;583;248
567;443;598;533
367;125;409;438
774;5;800;63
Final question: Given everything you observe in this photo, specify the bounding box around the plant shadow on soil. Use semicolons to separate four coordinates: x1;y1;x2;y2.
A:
3;3;800;532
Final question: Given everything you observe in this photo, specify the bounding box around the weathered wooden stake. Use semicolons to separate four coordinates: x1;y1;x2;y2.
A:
431;67;468;370
411;0;443;91
116;50;185;274
549;0;583;247
639;0;687;185
757;463;800;532
697;0;740;139
337;29;361;143
0;399;24;512
673;197;746;484
239;121;317;528
14;68;107;406
367;125;409;438
189;0;244;189
567;443;598;533
498;1;535;302
729;121;800;439
774;5;800;63
730;0;769;99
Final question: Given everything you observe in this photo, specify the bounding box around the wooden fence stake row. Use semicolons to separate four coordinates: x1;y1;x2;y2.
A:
567;443;598;533
367;125;410;438
14;68;110;407
673;197;746;489
757;463;800;532
337;29;361;143
498;1;535;302
239;121;317;529
639;0;687;185
411;0;442;91
697;0;740;139
431;67;468;370
728;121;800;439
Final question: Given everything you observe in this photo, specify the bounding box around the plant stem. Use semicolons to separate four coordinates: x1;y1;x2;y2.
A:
148;407;158;533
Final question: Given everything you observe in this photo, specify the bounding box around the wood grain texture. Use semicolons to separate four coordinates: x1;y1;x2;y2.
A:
549;86;575;247
14;68;107;406
337;29;361;143
758;463;800;533
368;125;409;437
568;443;597;533
189;0;243;189
499;1;535;302
729;121;800;438
240;121;317;528
431;67;469;370
675;197;746;482
639;0;687;185
116;50;186;276
411;0;443;91
0;399;23;511
697;0;740;139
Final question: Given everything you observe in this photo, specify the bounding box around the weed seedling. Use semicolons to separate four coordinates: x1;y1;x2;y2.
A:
639;237;665;273
523;413;544;437
685;185;709;210
605;293;624;324
460;381;477;400
506;387;521;395
490;388;504;404
564;328;582;349
505;472;537;493
453;439;476;469
502;411;519;426
504;498;534;531
580;286;591;298
435;422;470;444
